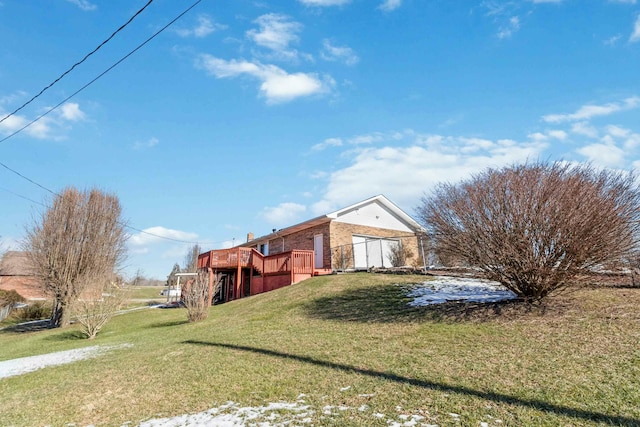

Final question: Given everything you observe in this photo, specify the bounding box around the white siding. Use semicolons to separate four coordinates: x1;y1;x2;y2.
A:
333;200;413;231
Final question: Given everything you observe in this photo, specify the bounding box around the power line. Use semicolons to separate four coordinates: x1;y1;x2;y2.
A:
0;186;47;207
0;0;155;125
0;161;55;194
0;0;210;245
0;179;222;246
0;0;204;144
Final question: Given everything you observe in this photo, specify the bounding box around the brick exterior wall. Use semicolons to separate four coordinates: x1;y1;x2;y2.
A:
266;222;332;268
0;276;46;300
248;221;420;271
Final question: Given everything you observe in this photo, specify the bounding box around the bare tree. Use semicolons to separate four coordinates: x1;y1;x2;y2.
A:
182;269;210;322
182;244;202;273
418;162;640;299
74;274;127;339
24;187;127;327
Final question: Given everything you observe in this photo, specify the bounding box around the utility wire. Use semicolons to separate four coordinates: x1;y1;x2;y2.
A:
0;161;55;194
0;0;203;144
0;177;221;245
0;0;155;125
0;0;215;244
0;186;47;207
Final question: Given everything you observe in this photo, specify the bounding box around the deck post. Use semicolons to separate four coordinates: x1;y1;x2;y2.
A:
237;247;242;299
207;267;214;306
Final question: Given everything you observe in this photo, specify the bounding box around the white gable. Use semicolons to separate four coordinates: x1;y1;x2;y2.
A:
332;199;414;232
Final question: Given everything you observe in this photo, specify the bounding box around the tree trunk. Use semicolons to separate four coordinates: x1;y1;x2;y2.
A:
50;298;72;328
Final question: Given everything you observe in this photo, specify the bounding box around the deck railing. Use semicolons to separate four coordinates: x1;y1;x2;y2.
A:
198;248;314;276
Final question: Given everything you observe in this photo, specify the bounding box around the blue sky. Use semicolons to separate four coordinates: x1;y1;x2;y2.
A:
2;0;640;280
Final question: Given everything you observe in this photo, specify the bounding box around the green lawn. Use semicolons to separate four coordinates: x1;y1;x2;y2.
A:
126;285;165;300
0;273;638;427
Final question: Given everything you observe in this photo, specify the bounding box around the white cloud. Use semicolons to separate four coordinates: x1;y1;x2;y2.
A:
133;137;159;150
576;143;625;167
542;96;640;123
311;133;547;215
247;14;302;60
176;15;226;38
606;125;631;138
312;131;403;151
604;34;621;46
298;0;350;6
312;137;343;151
571;121;599;138
58;102;85;121
497;16;521;39
0;104;85;140
196;54;334;103
548;130;568;140
0;91;27;107
261;202;307;225
320;40;359;66
348;132;385;145
378;0;402;12
128;226;199;247
630;15;640;42
64;0;96;11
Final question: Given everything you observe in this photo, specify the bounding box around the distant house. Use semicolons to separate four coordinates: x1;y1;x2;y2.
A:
198;195;426;304
0;251;45;300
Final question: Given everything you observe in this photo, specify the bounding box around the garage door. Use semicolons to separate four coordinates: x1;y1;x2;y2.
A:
352;236;399;269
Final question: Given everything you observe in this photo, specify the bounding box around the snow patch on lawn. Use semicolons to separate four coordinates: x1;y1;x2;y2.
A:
132;390;438;427
406;276;517;306
0;344;132;379
134;401;313;427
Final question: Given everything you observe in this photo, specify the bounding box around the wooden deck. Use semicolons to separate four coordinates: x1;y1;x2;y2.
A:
197;248;317;302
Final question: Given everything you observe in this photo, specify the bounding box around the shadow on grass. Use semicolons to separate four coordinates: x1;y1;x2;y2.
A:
0;320;52;333
149;320;189;328
44;330;85;341
303;284;542;323
184;340;638;426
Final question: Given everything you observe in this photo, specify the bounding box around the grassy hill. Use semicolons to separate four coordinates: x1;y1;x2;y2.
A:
0;273;638;427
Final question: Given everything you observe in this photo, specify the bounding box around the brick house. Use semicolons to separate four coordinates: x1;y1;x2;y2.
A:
0;251;46;300
198;195;425;304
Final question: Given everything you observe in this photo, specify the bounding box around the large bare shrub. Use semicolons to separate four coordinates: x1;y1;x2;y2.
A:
24;187;127;327
75;275;127;339
183;269;210;322
418;162;640;299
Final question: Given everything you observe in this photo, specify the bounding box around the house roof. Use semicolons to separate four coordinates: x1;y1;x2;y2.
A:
240;194;424;247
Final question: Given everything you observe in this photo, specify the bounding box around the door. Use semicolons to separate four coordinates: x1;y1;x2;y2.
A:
314;234;324;269
352;235;367;269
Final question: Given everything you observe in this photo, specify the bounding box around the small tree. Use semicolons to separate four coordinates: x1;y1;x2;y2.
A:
332;245;353;270
387;241;414;267
418;162;640;299
182;269;209;322
166;263;181;288
75;274;127;339
24;187;127;327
